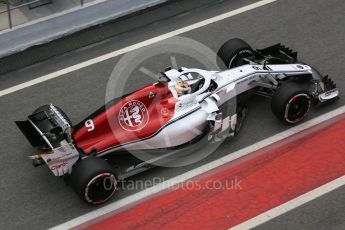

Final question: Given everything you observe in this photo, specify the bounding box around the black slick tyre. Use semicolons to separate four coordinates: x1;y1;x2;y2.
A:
217;38;254;68
271;82;311;124
70;157;117;205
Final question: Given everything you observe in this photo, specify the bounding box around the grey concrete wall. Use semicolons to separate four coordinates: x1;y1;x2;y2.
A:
0;0;167;58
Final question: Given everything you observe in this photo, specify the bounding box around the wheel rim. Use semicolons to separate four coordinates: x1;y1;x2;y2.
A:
284;93;311;123
85;173;117;204
229;49;253;68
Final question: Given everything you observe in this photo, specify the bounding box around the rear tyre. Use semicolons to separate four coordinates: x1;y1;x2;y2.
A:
271;83;311;124
217;38;254;69
70;157;117;205
32;105;72;126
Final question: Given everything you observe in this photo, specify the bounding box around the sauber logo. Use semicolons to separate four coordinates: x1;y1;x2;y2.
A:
118;100;149;131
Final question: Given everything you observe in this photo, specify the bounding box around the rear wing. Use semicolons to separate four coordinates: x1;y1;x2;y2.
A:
15;110;55;149
15;105;79;176
15;104;71;149
15;120;42;147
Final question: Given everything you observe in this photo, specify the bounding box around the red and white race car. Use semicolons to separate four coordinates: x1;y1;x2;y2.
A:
16;39;338;204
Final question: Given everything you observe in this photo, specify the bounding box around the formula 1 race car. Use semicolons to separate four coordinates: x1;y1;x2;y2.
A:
15;38;338;204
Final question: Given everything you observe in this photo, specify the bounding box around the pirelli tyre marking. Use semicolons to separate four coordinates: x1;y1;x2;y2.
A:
84;173;117;204
284;93;311;124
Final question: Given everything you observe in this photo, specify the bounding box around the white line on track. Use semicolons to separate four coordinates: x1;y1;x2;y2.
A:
0;0;277;98
230;174;345;230
50;105;345;230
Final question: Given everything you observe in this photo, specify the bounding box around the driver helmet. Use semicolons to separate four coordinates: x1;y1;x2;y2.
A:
175;81;191;96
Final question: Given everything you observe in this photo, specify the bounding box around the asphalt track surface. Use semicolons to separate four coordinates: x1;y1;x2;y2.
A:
0;0;344;229
256;185;345;230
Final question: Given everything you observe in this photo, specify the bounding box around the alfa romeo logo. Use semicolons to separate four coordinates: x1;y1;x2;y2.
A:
118;100;149;131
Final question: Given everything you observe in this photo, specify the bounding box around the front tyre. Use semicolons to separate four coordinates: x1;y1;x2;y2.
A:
70;157;117;205
217;38;254;69
271;83;311;124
